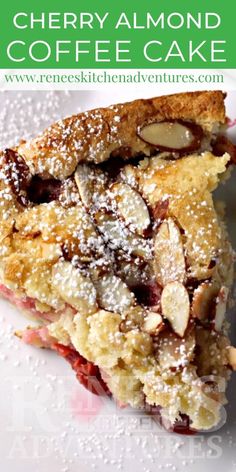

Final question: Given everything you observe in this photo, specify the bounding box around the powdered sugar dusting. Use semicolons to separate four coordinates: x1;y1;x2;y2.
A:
0;91;73;149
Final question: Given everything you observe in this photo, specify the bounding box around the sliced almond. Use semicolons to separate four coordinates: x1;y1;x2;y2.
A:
94;273;135;314
157;330;196;370
128;236;153;260
119;164;138;188
138;120;203;152
143;311;163;335
74;163;107;209
192;282;219;321
2;149;31;206
154;218;185;286
110;182;150;236
227;346;236;370
152;199;169;225
214;286;229;332
52;261;97;315
161;281;190;337
116;259;152;289
94;211;153;260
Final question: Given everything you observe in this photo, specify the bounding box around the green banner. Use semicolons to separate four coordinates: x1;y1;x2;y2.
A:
0;0;234;68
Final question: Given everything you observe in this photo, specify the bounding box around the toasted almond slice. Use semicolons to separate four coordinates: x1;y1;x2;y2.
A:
227;346;236;370
138;120;202;152
52;261;97;315
157;330;196;370
129;236;153;260
110;182;150;236
74;163;107;209
152;199;169;224
115;259;152;289
119;164;138;188
94;211;153;260
94;273;135;314
2;149;31;206
154;218;185;286
161;281;190;337
214;286;229;332
192;282;219;321
143;311;163;335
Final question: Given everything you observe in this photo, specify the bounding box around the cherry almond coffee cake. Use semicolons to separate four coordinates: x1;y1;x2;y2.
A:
0;91;236;432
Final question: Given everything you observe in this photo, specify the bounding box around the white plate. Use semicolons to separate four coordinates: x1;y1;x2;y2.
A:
0;90;236;472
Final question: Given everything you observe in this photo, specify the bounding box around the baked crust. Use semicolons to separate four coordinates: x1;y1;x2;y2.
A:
17;91;226;179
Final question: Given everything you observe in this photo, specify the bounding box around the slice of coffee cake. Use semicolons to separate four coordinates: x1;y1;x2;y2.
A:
0;91;235;432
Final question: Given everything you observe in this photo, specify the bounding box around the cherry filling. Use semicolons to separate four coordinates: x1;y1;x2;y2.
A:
50;343;196;434
172;414;197;435
2;149;63;205
148;405;196;435
27;175;62;204
100;153;144;179
212;135;236;164
53;343;111;396
0;283;45;317
132;282;162;308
